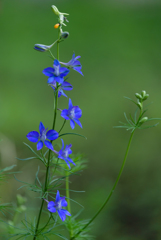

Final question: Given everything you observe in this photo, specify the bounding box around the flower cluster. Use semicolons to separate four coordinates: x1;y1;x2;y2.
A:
26;5;84;223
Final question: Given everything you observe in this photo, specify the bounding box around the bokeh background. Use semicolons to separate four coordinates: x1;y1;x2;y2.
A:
1;0;161;239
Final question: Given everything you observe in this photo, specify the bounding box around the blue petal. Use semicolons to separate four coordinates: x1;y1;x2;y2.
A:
42;67;54;77
57;210;66;221
39;122;45;134
54;59;60;67
72;60;81;67
26;131;39;142
66;157;76;166
74;107;82;118
70;119;75;129
61;197;68;207
56;190;60;202
73;67;83;76
54;76;64;84
37;141;43;150
61;81;73;91
61;209;71;217
59;90;67;98
47;76;55;84
46;130;59;140
51;86;56;91
58;90;62;98
47;201;56;213
44;140;54;150
59;67;70;78
74;118;82;128
62;158;71;169
61;109;70;120
68;99;73;110
75;55;81;60
61;139;64;151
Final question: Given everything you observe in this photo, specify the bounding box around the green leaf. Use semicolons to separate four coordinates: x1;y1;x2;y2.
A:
16;157;37;161
0;165;16;173
23;142;45;164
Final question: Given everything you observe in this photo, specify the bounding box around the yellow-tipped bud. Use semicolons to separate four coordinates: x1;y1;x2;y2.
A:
54;23;60;29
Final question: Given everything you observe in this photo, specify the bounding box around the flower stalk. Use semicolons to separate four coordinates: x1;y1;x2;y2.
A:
70;130;135;240
33;23;61;240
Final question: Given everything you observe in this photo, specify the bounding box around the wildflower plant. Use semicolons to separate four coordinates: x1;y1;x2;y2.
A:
1;4;161;240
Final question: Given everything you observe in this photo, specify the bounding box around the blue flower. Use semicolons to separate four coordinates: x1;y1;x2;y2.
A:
49;80;73;98
26;122;58;151
54;139;75;169
60;53;83;76
61;99;82;129
46;190;71;221
43;59;70;84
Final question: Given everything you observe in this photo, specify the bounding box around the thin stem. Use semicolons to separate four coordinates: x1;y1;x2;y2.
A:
52;158;59;176
33;27;60;240
58;119;66;133
70;130;135;240
66;172;73;238
38;215;52;234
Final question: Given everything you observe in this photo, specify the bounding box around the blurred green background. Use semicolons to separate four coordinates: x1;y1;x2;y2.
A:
1;0;161;239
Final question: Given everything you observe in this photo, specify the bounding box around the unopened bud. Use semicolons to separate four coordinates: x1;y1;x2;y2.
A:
141;90;146;98
51;5;60;16
139;117;148;124
135;93;142;100
60;31;69;39
34;44;50;52
142;94;149;101
17;205;27;213
16;194;27;205
51;5;69;16
137;101;142;109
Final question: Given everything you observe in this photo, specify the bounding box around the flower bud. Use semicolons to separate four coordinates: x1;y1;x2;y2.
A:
51;5;60;16
142;94;149;101
141;90;146;97
8;220;14;234
16;194;27;205
34;44;50;52
60;31;69;39
137;101;142;109
139;117;148;124
51;5;69;16
17;205;27;213
135;93;142;100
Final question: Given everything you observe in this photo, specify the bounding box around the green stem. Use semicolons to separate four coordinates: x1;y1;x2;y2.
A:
38;215;52;234
66;172;73;238
33;26;60;240
70;130;135;240
58;119;66;133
